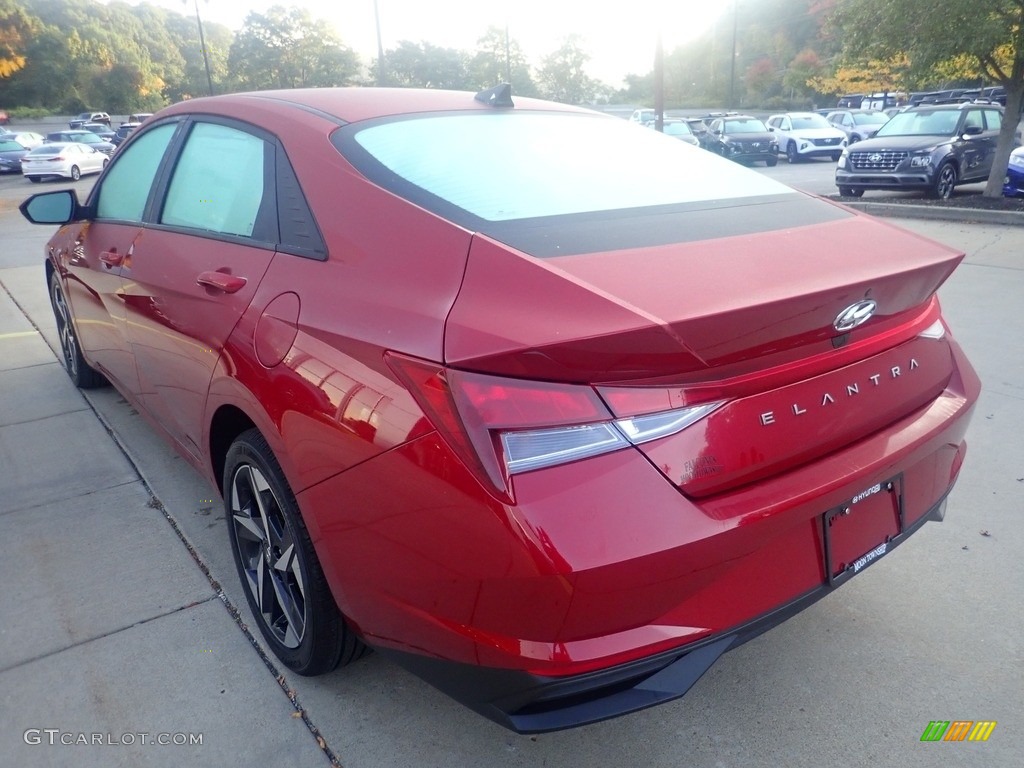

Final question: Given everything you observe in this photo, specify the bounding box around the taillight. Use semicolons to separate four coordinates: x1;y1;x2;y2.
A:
386;352;723;502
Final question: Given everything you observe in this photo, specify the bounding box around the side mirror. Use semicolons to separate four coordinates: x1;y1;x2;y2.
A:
963;125;983;137
19;189;83;225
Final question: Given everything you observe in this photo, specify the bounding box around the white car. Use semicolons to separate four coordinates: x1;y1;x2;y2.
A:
766;112;847;163
22;142;108;183
2;130;44;149
629;108;655;125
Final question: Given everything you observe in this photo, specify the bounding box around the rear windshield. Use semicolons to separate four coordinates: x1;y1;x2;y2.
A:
338;111;793;224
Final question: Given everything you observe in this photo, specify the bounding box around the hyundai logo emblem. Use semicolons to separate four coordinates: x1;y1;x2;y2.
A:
868;153;883;163
834;300;877;332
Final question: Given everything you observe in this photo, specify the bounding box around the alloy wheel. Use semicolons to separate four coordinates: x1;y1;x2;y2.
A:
934;163;957;200
51;279;78;378
231;464;306;649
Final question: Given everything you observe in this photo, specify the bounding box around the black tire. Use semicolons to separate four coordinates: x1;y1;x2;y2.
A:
849;135;860;145
765;156;778;167
930;162;957;200
70;165;81;181
225;429;367;675
49;270;106;388
831;151;842;161
838;187;864;198
102;158;109;169
786;142;799;163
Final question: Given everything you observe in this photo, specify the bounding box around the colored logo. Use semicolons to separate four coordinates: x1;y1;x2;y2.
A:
920;721;997;742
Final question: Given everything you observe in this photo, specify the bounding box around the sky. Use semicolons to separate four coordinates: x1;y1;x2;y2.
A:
149;1;729;86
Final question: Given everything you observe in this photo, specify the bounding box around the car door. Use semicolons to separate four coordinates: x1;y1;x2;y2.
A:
58;123;179;394
958;108;992;180
979;108;1003;177
78;144;104;174
119;119;277;459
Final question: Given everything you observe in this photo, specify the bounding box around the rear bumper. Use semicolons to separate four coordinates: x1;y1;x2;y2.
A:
298;338;979;731
379;494;947;733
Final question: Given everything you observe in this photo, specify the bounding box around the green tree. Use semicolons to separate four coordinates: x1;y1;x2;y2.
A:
379;40;469;89
830;0;1024;197
536;35;599;104
467;25;538;96
164;13;232;100
229;5;359;91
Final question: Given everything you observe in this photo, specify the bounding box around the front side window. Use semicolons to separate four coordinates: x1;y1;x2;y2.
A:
161;122;267;238
96;123;177;222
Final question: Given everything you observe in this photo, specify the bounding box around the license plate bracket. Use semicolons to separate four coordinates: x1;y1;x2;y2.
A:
823;475;904;586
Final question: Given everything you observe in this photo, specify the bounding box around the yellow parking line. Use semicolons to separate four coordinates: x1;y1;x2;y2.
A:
0;331;39;339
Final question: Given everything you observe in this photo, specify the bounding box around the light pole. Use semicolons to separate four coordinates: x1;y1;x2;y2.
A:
186;0;214;96
729;1;738;109
504;22;511;84
374;0;386;86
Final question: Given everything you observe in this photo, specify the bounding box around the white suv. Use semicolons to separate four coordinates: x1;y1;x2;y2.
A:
766;112;847;163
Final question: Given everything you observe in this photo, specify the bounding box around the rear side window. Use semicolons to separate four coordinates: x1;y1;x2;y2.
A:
985;110;1002;131
96;123;177;222
161;122;267;238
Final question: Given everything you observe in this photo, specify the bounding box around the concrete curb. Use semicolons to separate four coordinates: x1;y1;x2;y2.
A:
840;200;1024;226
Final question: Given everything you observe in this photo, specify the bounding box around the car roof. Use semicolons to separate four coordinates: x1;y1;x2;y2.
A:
158;87;590;126
905;102;1000;111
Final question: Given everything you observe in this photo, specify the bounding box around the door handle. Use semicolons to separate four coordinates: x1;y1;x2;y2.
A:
99;250;124;267
197;271;247;294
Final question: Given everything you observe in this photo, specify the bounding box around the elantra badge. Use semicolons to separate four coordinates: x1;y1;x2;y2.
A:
833;300;877;332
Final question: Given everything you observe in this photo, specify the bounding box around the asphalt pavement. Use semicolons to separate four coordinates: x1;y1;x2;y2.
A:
0;172;1021;767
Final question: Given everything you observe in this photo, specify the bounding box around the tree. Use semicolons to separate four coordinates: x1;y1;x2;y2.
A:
467;25;537;96
229;5;359;91
536;35;599;104
807;53;911;99
0;0;32;78
745;57;779;102
830;0;1024;197
784;48;828;102
380;40;469;89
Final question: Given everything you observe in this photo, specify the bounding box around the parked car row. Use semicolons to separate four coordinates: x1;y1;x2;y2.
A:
633;102;1021;201
0;112;152;179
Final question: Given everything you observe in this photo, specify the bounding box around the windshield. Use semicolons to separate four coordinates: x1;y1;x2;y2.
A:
853;113;888;126
724;118;768;134
876;109;960;137
0;140;24;151
71;133;102;144
663;122;693;136
344;112;794;223
790;114;831;130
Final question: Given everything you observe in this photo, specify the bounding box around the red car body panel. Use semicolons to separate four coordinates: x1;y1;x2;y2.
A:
29;88;980;732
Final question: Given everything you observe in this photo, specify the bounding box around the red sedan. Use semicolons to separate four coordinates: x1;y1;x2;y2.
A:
20;85;979;733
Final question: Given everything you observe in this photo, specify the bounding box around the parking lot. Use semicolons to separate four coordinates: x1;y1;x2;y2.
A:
0;164;1021;767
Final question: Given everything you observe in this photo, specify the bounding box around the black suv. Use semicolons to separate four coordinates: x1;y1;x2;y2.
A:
703;115;778;166
835;103;1003;199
